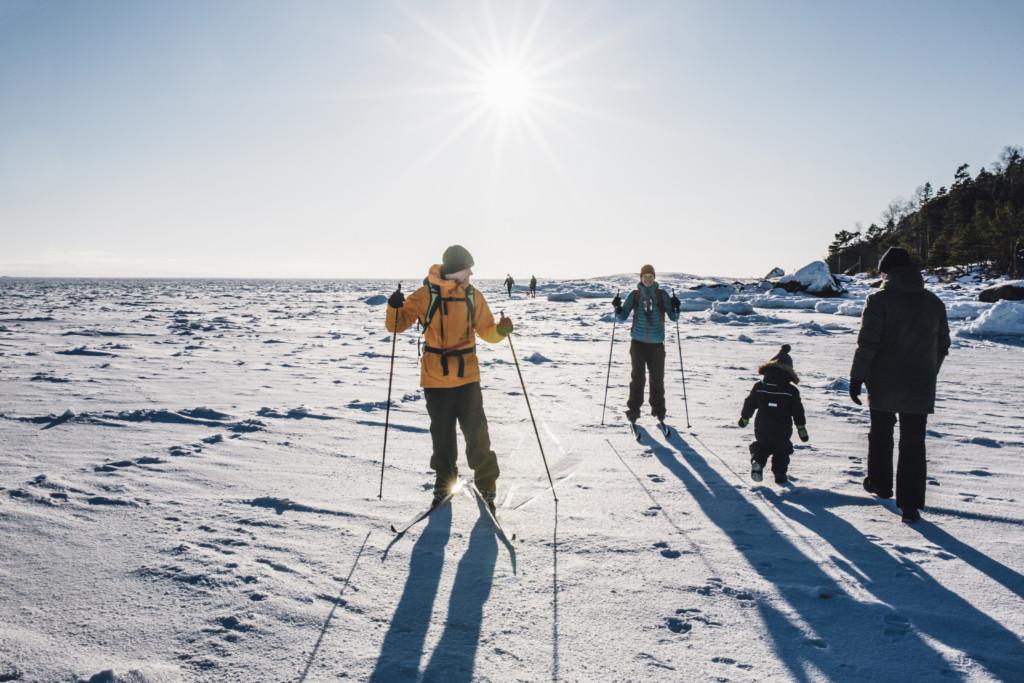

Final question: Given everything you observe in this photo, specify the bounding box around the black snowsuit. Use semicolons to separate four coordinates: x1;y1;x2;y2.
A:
740;365;806;477
529;276;537;297
504;276;514;298
850;266;950;512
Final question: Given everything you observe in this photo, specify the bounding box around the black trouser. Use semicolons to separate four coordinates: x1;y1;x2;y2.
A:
749;438;794;476
867;410;927;511
627;340;666;420
424;382;499;491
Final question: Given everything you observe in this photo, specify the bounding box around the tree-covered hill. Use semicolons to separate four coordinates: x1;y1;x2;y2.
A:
826;146;1024;277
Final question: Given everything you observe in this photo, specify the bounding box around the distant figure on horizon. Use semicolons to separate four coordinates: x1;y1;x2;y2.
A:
529;275;537;298
612;264;680;427
850;246;950;524
738;344;808;485
386;244;513;512
504;273;515;298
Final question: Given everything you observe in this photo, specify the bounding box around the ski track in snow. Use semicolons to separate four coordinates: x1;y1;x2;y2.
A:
0;276;1022;682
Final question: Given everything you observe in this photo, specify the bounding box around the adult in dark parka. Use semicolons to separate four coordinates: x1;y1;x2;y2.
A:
849;247;950;523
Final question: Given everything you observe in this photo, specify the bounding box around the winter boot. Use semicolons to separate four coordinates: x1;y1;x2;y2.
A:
750;459;763;483
863;477;892;499
774;473;788;485
901;508;921;524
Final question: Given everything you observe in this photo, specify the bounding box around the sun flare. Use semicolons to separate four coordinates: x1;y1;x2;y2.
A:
478;61;534;114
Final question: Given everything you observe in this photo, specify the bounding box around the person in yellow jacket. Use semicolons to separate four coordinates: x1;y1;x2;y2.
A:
386;244;513;511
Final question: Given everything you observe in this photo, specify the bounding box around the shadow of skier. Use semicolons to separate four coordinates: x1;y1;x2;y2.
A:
421;496;498;683
910;515;1024;600
760;485;1024;679
635;427;969;682
369;505;452;683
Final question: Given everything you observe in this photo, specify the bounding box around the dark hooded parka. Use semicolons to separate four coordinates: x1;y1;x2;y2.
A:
850;266;951;414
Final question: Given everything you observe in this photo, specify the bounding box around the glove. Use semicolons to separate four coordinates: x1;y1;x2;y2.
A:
849;378;863;405
612;294;622;310
737;417;749;428
496;315;513;337
670;293;681;313
797;425;809;442
388;288;405;309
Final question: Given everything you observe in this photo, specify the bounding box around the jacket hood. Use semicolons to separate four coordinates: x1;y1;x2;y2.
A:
758;361;799;385
428;264;461;293
881;266;924;293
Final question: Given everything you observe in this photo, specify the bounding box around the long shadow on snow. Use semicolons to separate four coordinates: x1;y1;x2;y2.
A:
635;427;963;682
421;497;498;683
760;486;1024;678
369;505;452;682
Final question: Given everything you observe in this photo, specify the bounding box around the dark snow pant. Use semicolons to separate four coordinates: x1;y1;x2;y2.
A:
867;410;927;512
424;382;499;493
627;340;666;420
749;438;794;477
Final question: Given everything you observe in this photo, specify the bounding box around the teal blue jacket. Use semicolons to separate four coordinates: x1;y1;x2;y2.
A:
616;282;679;344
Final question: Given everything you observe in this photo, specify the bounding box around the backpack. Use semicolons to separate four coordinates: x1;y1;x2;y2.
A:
421;277;477;377
421;277;476;336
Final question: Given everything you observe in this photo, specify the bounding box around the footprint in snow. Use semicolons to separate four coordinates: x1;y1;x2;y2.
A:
884;613;911;637
647;474;665;483
642;505;661;517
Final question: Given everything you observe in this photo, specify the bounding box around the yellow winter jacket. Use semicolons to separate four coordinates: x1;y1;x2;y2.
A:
385;264;505;388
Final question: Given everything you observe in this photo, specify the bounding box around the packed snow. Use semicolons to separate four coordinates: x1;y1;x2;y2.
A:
0;274;1021;682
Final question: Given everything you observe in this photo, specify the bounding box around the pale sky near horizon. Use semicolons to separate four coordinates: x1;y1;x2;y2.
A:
1;0;1022;280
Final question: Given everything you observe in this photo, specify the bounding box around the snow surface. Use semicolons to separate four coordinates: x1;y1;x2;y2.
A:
0;275;1022;682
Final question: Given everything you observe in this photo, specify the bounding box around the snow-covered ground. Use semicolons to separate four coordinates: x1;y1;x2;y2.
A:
1;275;1022;682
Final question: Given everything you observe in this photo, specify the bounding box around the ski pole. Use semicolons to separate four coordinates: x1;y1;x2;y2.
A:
416;320;421;359
379;283;401;499
672;289;692;429
600;289;620;426
503;311;558;502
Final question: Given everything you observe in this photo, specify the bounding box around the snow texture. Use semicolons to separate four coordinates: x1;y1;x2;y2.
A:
0;274;1021;682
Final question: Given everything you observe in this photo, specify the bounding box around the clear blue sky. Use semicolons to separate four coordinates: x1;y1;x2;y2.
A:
1;0;1022;278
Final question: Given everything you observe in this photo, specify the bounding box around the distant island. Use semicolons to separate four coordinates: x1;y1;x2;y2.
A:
826;145;1024;278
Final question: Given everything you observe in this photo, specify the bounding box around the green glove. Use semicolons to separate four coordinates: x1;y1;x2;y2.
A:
496;316;513;337
738;417;749;428
797;425;809;442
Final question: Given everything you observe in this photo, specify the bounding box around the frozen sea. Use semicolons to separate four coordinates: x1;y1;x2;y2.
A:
0;274;1022;682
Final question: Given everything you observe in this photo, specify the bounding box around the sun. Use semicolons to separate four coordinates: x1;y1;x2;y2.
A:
477;60;534;114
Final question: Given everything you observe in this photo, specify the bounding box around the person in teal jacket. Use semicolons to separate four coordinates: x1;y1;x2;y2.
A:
612;264;681;423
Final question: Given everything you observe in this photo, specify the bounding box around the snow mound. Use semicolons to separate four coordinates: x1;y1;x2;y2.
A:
958;300;1024;337
815;301;840;314
749;294;819;310
546;291;578;302
946;302;989;320
363;295;387;306
836;301;864;317
777;261;844;296
712;300;755;315
686;283;736;301
524;351;552;363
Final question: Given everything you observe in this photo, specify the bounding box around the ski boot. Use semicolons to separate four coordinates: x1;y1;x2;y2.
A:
479;487;497;515
750;460;764;483
626;410;639;440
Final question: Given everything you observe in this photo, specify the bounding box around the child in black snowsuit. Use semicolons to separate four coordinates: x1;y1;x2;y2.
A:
738;344;808;484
